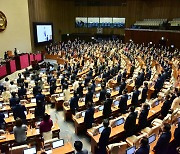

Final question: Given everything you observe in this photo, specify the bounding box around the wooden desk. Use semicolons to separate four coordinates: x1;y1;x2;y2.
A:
87;102;163;153
37;142;74;154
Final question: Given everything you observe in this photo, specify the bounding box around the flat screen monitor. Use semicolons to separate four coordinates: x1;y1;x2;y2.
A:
148;134;156;144
126;146;136;154
128;95;131;100
75;17;88;27
81;111;85;117
33;22;53;45
99;126;104;134
88;17;99;28
96;93;100;98
52;139;64;149
112;18;125;28
115;118;125;126
24;147;36;154
3;112;8;118
31;98;36;103
155;100;160;106
97;83;101;87
107;89;111;93
114;100;119;106
115;86;120;91
99;105;104;111
100;17;112;28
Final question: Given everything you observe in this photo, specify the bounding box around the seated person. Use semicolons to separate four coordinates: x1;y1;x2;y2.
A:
13;118;27;145
135;137;150;154
40;113;53;134
74;140;88;154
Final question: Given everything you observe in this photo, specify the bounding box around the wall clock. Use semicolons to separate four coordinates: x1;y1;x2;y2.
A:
0;11;7;32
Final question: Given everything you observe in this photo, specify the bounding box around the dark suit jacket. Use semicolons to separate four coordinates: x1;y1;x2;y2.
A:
117;74;122;84
154;132;171;154
119;82;126;95
50;85;57;95
138;109;149;129
77;86;83;97
174;123;180;145
124;112;137;136
160;100;171;117
33;85;41;97
85;91;93;104
103;98;113;117
99;89;106;102
13;104;26;120
36;93;45;107
10;97;20;108
98;127;111;148
18;88;27;98
131;90;140;106
84;107;95;129
119;94;128;114
0;113;5;124
141;87;148;103
70;96;79;114
135;145;150;154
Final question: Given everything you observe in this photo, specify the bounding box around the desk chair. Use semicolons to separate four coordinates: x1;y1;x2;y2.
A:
151;114;171;127
107;142;128;154
126;133;147;148
10;144;29;154
140;124;161;137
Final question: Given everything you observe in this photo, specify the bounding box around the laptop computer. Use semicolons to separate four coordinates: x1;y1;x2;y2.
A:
81;111;85;117
52;139;64;149
126;146;136;154
148;134;156;144
114;100;119;106
24;147;36;154
99;105;104;111
3;112;8;118
99;126;104;134
115;118;125;126
154;100;160;106
96;93;100;98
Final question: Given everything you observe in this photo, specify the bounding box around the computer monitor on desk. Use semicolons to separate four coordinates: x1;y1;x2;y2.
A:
115;118;125;126
148;134;156;144
99;105;104;111
24;147;36;154
126;146;136;154
52;139;64;149
81;111;85;117
113;100;119;106
99;126;104;134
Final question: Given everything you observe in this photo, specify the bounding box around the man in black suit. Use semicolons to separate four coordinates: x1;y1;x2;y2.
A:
50;81;57;95
131;86;140;107
141;82;148;103
145;68;152;81
12;103;26;123
85;87;93;105
17;73;24;87
122;69;127;79
103;93;113;118
70;91;79;115
77;82;83;98
160;95;171;118
33;81;41;97
124;106;138;137
119;89;128;114
98;119;111;154
135;137;150;154
117;72;122;84
135;73;141;88
174;122;180;146
10;92;20;108
84;102;95;129
99;84;106;103
18;84;27;99
129;63;135;78
153;74;163;98
138;104;150;130
119;78;126;95
90;80;96;93
153;123;171;154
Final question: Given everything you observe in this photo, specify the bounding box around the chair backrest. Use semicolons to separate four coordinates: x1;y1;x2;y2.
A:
44;137;59;150
43;131;52;142
10;144;29;154
108;142;128;154
148;124;161;136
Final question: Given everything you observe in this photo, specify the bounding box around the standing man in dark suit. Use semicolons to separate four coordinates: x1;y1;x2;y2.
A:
122;69;127;79
33;81;41;97
135;137;150;154
99;84;106;103
18;84;27;99
131;86;140;107
50;81;57;95
98;119;111;154
119;89;128;114
124;106;138;137
103;93;113;118
138;104;150;130
85;87;93;105
70;91;79;115
160;95;171;118
77;82;83;98
174;122;180;147
12;103;27;123
84;102;95;129
10;92;20;108
141;82;148;103
119;78;126;95
117;72;122;85
153;123;171;154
